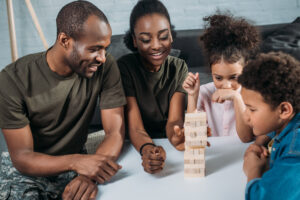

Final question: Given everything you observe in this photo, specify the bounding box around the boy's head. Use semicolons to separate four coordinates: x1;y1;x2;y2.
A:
238;52;300;135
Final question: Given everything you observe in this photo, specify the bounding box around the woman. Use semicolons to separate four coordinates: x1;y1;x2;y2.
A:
117;0;187;174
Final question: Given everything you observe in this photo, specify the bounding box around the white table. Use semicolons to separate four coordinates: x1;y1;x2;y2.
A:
97;136;249;200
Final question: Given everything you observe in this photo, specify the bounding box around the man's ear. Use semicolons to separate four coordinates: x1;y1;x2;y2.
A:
132;34;137;48
278;102;294;120
57;32;72;50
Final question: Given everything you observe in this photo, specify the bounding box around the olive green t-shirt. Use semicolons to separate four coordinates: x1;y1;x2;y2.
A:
0;51;126;155
117;53;188;138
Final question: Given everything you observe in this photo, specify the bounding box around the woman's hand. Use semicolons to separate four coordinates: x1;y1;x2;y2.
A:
141;145;166;174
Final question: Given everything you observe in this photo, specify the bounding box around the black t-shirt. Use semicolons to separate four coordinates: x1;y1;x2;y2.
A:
0;51;126;155
118;53;187;137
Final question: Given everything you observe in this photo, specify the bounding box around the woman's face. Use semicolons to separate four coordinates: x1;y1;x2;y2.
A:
133;13;172;71
211;60;244;90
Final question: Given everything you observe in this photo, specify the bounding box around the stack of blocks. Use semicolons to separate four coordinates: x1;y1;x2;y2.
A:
184;112;207;177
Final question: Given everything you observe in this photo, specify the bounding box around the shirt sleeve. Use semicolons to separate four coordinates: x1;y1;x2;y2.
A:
117;57;136;97
0;71;29;128
245;157;300;200
99;54;127;109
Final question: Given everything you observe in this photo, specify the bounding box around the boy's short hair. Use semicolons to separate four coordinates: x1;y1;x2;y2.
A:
238;52;300;113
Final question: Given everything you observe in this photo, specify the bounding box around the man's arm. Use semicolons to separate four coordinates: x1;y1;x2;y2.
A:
2;125;74;176
96;106;125;160
2;125;120;183
166;92;186;151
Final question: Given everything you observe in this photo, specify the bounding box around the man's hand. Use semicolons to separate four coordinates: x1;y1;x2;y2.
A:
212;89;239;103
182;72;200;96
62;175;98;200
243;144;269;182
141;145;166;174
71;154;122;184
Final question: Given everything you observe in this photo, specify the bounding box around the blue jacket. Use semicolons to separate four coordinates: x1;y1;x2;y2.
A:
245;113;300;200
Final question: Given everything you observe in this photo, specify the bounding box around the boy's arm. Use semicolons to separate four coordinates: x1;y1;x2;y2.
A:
166;92;185;151
96;106;125;160
254;135;272;146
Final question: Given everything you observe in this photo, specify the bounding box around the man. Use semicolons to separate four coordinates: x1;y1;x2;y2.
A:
0;1;126;199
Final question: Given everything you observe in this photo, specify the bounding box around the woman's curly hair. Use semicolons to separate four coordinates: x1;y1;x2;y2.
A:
123;0;176;52
238;52;300;113
200;12;260;66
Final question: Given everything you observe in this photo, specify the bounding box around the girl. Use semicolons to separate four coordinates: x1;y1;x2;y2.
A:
183;13;260;142
117;0;187;174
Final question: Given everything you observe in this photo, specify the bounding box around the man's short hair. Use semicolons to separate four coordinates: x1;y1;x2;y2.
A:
56;0;109;40
238;52;300;113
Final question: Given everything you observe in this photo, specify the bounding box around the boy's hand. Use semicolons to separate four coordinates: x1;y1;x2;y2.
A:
182;72;200;96
63;175;98;200
245;143;269;157
243;144;268;181
141;146;166;174
71;154;122;184
212;89;239;103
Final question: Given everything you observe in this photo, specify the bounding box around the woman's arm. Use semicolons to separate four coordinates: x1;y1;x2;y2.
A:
166;92;186;151
126;97;153;151
126;97;165;173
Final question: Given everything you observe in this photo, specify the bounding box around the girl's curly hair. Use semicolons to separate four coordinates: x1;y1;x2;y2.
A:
200;12;260;66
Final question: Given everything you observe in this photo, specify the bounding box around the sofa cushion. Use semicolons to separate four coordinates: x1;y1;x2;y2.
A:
261;17;300;61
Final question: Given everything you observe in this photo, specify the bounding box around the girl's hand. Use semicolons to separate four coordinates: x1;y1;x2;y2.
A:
182;72;200;96
212;89;239;103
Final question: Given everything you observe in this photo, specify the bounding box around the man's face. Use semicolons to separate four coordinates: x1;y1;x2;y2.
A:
133;13;172;70
67;15;112;78
241;88;281;136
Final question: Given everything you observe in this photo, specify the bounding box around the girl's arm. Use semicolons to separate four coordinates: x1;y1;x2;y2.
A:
182;72;200;113
233;93;255;142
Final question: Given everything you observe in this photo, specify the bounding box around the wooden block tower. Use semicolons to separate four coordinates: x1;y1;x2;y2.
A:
184;112;207;177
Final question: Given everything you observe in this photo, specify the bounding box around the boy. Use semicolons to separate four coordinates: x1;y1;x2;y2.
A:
238;52;300;200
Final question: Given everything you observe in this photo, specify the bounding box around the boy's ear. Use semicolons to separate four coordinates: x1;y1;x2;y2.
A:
278;102;294;120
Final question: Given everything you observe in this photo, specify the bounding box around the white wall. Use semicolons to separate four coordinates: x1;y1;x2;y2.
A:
0;0;299;69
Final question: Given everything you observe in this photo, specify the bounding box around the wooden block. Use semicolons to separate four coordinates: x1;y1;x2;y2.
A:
184;167;205;177
184;112;207;178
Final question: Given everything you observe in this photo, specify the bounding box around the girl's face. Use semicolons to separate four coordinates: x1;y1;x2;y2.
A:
133;13;172;71
211;60;244;90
